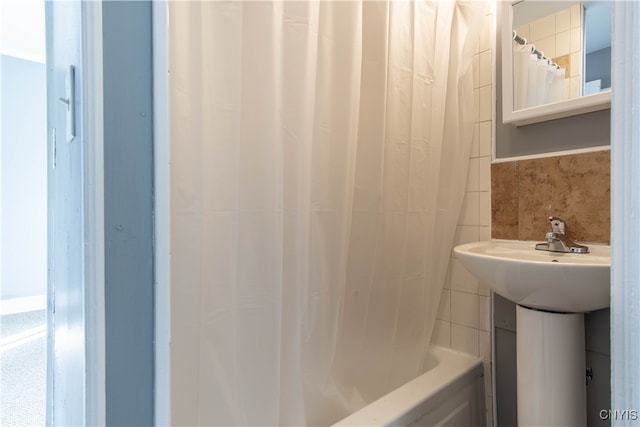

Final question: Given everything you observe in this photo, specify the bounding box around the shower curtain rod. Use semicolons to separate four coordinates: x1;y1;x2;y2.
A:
512;30;561;70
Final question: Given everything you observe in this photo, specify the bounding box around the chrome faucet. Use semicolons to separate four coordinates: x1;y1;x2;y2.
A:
535;216;589;253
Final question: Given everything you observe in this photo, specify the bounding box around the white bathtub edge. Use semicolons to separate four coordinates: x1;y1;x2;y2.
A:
332;346;484;427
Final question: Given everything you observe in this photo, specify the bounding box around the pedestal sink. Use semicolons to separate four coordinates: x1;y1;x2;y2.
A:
454;240;611;427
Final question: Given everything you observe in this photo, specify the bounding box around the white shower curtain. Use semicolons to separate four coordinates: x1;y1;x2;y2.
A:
513;42;566;109
168;1;485;425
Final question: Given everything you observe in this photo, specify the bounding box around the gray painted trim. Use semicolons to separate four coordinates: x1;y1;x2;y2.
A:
102;1;154;424
46;1;87;424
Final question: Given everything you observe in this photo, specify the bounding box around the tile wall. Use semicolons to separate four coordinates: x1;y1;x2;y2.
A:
491;150;610;244
430;6;495;426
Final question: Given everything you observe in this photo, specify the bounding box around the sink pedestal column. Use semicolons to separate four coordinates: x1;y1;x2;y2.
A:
516;305;586;426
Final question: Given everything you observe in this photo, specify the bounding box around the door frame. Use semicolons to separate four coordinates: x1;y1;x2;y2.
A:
611;0;640;416
51;1;157;423
82;2;156;423
80;1;106;425
152;1;171;425
46;1;105;424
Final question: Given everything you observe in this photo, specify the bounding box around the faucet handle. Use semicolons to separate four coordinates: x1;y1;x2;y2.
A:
548;216;566;234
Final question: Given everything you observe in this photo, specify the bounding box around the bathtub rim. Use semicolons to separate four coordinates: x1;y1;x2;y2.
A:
332;345;484;427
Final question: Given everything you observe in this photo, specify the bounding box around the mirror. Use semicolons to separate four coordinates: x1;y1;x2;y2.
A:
501;1;611;126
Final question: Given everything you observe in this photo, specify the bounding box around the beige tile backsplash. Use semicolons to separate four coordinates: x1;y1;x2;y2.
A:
491;150;610;244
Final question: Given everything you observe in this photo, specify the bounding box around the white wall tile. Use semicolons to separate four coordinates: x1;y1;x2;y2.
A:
479;14;492;53
474;87;480;122
570;3;582;28
478;282;490;297
484;364;493;399
479;226;491;241
479;157;491;192
437;289;451;321
570;51;581;77
483;358;494;425
452;291;479;328
556;30;570;57
438;4;494;380
479;85;492;122
570;26;581;53
479;295;491;332
432;320;451;347
479;330;491;362
444;261;452;290
459;192;480;226
452;323;479;356
479;121;492;157
533;35;555;59
483;359;493;409
468;7;494;415
451;258;479;293
473;54;480;89
453;225;480;248
530;14;555;42
479;191;491;227
556;8;571;33
466;158;479;192
471;123;480;158
486;399;494;427
570;75;580;99
479;50;492;87
516;24;530;40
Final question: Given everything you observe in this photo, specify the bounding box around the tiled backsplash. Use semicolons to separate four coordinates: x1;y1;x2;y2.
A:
491;150;610;244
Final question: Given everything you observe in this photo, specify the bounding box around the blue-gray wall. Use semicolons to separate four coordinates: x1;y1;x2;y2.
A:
586;47;612;90
102;1;154;424
1;55;47;300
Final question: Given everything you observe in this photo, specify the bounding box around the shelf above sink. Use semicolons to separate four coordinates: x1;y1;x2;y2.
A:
454;240;610;313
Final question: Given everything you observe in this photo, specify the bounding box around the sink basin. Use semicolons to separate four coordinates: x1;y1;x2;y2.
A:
454;240;610;313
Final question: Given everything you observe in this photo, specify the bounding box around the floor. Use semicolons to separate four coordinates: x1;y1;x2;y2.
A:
0;308;46;426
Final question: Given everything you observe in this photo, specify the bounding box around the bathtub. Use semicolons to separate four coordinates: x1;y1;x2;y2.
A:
332;346;485;427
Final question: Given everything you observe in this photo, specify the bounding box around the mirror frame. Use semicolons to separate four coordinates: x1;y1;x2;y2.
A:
501;1;611;126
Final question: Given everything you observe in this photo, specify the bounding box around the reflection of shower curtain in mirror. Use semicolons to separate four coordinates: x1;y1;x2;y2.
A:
513;43;566;110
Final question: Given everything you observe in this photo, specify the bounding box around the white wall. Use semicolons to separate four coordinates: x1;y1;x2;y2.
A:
0;0;46;63
1;54;47;300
